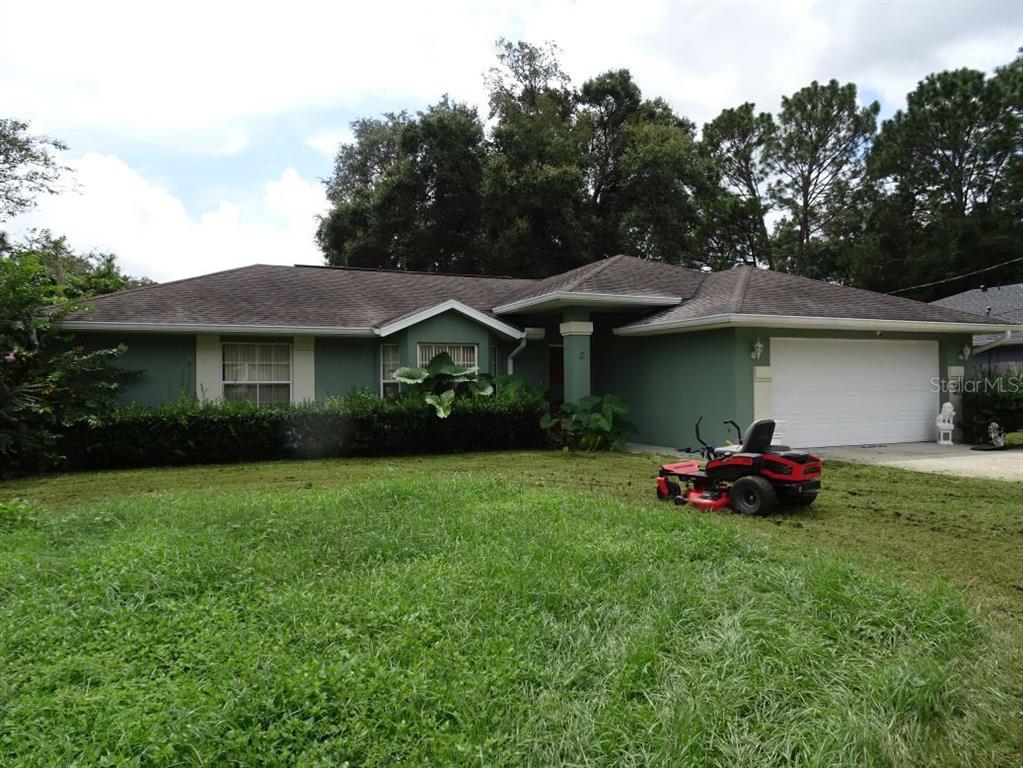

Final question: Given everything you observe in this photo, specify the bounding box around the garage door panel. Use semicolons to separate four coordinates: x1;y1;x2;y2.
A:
771;338;939;447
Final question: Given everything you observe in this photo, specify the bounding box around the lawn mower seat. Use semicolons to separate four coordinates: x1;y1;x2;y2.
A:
715;419;776;455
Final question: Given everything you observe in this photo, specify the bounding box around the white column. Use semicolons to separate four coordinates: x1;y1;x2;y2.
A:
195;334;222;402
292;336;316;403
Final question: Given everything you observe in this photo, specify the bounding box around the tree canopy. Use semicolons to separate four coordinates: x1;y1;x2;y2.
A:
0;118;68;221
319;42;1022;297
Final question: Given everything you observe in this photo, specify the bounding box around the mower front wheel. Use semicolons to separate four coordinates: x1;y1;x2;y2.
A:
730;476;778;516
656;478;681;501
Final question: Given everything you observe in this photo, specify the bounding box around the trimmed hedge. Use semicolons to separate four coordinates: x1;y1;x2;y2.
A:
959;371;1023;443
59;390;547;471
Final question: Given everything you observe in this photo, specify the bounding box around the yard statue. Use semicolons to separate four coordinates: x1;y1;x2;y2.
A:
936;402;955;446
989;422;1007;449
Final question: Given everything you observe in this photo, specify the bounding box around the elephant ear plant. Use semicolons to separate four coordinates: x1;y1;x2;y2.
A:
540;394;636;451
393;352;494;418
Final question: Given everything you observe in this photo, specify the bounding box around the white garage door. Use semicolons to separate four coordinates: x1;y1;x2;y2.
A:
771;338;939;447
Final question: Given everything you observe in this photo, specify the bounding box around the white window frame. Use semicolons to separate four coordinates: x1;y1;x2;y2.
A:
380;343;401;397
221;341;293;406
417;342;478;369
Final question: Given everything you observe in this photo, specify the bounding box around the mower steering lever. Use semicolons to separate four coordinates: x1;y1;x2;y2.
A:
694;416;716;461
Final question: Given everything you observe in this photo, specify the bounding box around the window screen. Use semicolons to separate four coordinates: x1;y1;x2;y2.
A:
417;343;477;369
222;343;291;405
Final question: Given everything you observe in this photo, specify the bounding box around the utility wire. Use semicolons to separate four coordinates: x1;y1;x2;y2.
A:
886;256;1023;295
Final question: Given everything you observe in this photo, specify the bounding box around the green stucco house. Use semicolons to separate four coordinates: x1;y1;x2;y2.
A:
61;255;1018;448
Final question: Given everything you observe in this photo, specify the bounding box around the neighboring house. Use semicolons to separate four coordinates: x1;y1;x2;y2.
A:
61;255;1019;448
932;283;1023;372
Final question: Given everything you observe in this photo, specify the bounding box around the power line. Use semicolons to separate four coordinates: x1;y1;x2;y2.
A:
886;256;1023;296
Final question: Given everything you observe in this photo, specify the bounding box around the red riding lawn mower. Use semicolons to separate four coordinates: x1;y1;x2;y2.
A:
656;417;822;515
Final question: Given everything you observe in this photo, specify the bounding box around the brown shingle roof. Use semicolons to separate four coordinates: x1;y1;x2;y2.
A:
64;264;534;329
618;266;1013;330
496;254;704;309
63;259;1011;333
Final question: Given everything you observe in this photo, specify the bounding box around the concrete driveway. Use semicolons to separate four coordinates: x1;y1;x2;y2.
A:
813;442;1023;482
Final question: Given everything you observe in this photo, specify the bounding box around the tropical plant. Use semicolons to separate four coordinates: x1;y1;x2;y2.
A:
393;352;495;418
540;394;636;451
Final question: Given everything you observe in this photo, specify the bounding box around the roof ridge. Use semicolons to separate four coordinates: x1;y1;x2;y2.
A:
728;265;754;312
293;263;532;282
560;254;624;291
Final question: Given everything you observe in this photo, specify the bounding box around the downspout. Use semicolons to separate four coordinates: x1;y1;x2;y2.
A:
506;327;546;375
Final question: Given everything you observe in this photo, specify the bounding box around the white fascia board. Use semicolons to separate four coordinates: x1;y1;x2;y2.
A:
612;313;1023;337
58;320;377;336
375;299;525;339
493;291;681;315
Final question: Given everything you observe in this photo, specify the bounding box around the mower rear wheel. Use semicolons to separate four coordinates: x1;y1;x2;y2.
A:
730;476;777;516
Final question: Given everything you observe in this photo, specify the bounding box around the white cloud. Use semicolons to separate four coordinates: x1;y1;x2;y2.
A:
2;1;1017;149
305;130;353;159
8;155;329;282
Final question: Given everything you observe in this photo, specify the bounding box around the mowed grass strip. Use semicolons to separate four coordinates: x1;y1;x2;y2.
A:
0;478;1013;766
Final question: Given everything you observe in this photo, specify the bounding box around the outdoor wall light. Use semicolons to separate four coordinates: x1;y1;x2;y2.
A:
750;338;764;360
960;342;972;361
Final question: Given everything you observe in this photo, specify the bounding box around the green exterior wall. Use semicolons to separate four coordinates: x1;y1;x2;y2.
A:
593;326;741;448
314;337;379;399
78;332;196;407
511;341;549;388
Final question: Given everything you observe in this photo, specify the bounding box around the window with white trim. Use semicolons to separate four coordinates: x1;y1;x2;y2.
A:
380;344;401;397
417;343;477;369
222;342;291;405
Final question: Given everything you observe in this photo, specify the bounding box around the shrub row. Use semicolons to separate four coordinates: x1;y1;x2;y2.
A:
58;390;547;471
959;370;1023;443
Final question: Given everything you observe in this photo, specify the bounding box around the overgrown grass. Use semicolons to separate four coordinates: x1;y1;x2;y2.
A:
0;478;1015;766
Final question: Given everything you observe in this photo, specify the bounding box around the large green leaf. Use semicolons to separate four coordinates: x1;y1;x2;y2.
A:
426;352;477;379
393;366;428;384
602;395;630;416
424;389;456;419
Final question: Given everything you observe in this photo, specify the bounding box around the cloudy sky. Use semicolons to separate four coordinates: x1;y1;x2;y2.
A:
3;0;1019;281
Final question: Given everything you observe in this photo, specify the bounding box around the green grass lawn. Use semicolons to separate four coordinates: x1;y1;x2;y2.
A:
2;454;1022;766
